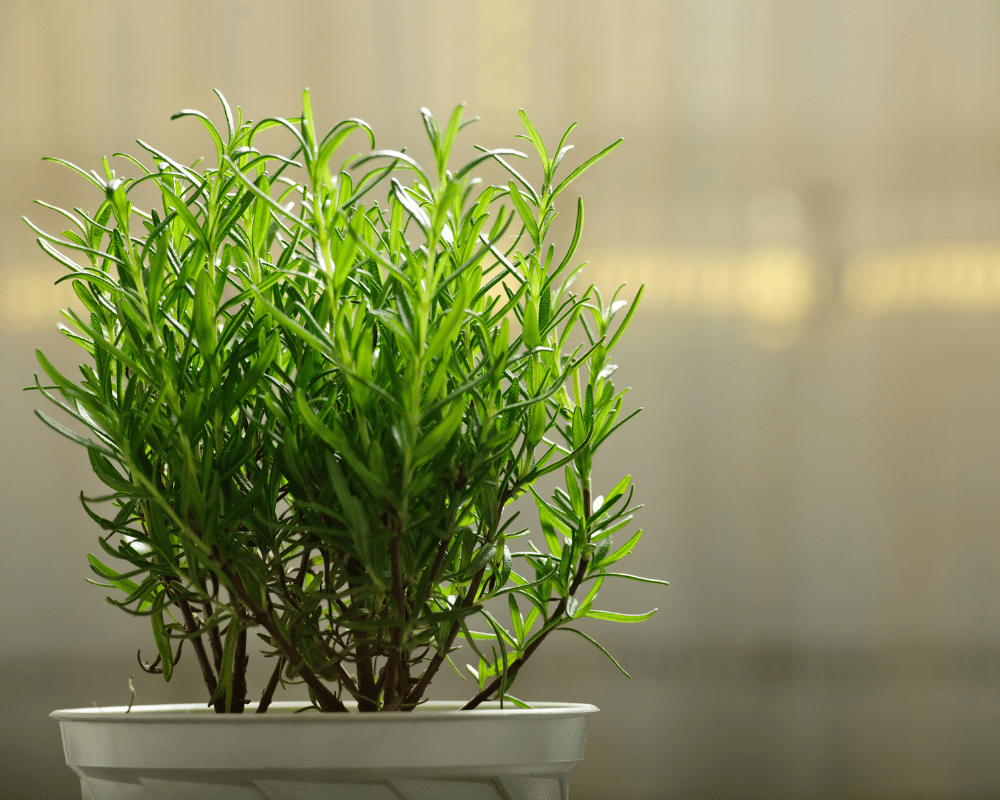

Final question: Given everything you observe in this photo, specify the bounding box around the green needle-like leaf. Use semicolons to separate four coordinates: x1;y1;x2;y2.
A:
150;605;174;682
583;608;658;623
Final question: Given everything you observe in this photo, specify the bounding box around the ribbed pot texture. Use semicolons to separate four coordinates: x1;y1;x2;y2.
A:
52;700;598;800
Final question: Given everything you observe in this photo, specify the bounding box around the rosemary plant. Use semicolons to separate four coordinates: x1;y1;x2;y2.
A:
28;91;665;713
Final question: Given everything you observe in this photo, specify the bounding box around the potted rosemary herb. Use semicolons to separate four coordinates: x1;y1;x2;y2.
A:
30;90;665;799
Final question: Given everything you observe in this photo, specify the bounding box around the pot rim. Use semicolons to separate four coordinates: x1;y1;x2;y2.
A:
51;699;599;723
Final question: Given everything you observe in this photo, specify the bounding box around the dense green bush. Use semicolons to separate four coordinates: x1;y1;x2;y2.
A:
28;90;664;713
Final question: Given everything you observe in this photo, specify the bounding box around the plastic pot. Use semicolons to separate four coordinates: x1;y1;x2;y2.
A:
52;700;598;799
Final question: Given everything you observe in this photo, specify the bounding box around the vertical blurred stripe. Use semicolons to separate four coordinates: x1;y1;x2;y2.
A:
476;0;531;121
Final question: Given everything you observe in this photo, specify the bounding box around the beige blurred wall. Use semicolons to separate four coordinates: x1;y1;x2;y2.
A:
3;1;1000;798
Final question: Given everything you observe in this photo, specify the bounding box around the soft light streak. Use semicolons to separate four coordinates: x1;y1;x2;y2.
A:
843;244;1000;315
8;243;1000;336
590;245;820;325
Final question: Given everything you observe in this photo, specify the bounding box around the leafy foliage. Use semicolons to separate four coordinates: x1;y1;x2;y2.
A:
27;91;666;713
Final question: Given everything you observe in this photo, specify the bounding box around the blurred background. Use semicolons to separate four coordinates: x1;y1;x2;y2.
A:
3;1;1000;798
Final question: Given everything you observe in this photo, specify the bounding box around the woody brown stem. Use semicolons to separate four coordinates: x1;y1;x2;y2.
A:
462;476;595;710
231;623;248;713
462;555;591;710
257;656;285;713
223;565;349;712
402;486;514;711
403;567;486;708
174;592;218;703
355;642;378;711
198;584;224;673
383;534;410;711
345;557;378;711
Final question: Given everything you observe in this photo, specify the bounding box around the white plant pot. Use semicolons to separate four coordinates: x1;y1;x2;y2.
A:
52;700;598;800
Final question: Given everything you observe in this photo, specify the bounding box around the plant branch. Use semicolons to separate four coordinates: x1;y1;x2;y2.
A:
403;566;486;708
222;563;349;712
345;556;378;711
197;578;224;673
257;655;285;713
230;621;248;713
169;584;218;703
461;555;590;710
383;532;411;710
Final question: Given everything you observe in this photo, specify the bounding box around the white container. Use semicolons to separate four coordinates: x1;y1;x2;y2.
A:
52;700;598;800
